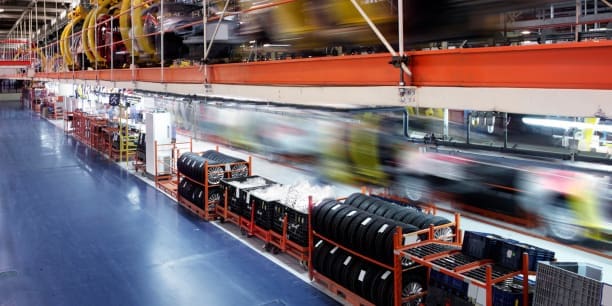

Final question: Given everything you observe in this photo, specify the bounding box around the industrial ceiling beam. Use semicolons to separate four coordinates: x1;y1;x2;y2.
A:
0;5;66;14
0;13;55;21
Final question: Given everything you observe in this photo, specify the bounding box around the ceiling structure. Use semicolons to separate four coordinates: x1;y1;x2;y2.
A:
0;0;72;40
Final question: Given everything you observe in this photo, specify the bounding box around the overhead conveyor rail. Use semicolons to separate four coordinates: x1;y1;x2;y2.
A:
26;41;612;90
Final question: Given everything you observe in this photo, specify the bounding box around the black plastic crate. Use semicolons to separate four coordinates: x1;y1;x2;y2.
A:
240;184;277;219
253;195;279;230
271;202;287;234
286;207;309;247
462;231;503;260
220;176;277;218
498;239;555;271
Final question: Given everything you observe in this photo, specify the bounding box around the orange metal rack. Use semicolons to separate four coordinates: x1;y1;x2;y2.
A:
154;140;192;198
401;242;532;306
176;147;252;222
307;197;462;306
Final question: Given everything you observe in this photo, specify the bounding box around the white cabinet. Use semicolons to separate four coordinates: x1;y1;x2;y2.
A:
145;112;173;176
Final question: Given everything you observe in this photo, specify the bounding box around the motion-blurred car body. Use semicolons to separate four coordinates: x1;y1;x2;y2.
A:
401;151;612;244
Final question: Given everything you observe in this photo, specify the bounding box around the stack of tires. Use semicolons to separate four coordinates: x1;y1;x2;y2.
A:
201;150;249;179
312;239;427;306
177;152;225;184
344;193;454;241
311;194;449;306
178;178;221;211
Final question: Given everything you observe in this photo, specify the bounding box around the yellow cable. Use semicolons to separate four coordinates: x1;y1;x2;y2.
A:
82;9;97;63
119;0;133;57
89;0;113;65
132;0;156;57
60;20;75;68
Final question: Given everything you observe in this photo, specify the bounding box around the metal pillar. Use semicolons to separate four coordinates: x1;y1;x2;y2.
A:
503;112;508;149
467;112;471;145
443;108;449;140
350;0;411;76
161;0;164;82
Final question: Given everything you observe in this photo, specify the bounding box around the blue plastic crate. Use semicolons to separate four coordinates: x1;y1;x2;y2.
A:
493;286;533;306
498;240;555;271
462;231;503;260
449;277;469;298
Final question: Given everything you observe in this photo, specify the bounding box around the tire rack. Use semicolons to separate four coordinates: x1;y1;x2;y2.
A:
155;140;193;198
307;199;463;306
177;148;252;221
401;242;531;306
216;192;312;267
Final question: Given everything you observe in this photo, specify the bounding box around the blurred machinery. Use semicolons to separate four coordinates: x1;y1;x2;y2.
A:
40;0;607;70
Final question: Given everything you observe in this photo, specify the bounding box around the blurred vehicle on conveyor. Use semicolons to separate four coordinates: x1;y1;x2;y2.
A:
397;150;612;245
163;98;612;246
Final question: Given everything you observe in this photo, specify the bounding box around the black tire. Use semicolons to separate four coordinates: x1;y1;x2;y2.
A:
357;197;377;211
355;218;385;255
337;209;360;247
400;210;421;225
376;223;398;264
316;201;343;236
392;209;415;223
325;205;349;240
373;204;392;217
343;193;362;206
350;193;368;208
382;206;401;219
329;249;348;285
347;260;365;294
329;206;352;242
368;268;387;305
376;270;394;306
339;254;356;288
316;243;334;274
415;214;437;229
312;240;327;272
349;260;366;295
365;199;383;214
312;199;338;232
346;212;370;250
408;213;429;228
322;246;342;279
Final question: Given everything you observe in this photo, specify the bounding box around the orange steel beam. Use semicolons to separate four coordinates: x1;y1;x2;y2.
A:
409;40;612;90
33;41;612;89
0;60;31;66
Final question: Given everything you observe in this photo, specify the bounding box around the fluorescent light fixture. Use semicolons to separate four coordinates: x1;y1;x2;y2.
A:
522;117;612;133
521;30;531;35
262;44;290;48
0;9;5;13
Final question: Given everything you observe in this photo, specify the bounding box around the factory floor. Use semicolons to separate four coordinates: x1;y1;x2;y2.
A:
0;100;338;306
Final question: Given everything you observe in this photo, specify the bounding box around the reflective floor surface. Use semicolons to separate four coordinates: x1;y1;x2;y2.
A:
0;101;338;306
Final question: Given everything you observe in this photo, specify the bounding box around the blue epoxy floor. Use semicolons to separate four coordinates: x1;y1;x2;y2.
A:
0;101;338;306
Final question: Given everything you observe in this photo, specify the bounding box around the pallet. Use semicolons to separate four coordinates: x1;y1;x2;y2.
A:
158;180;178;198
312;271;375;306
178;197;216;221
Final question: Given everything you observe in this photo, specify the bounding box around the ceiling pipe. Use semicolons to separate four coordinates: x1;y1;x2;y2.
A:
5;0;71;37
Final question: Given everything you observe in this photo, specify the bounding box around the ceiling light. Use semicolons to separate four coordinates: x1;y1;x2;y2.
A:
0;9;5;13
521;30;531;35
522;117;612;133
